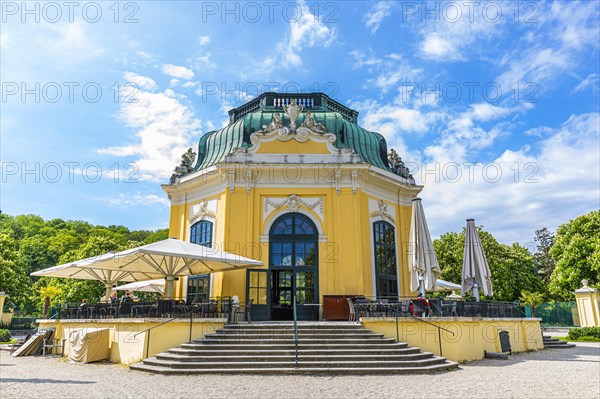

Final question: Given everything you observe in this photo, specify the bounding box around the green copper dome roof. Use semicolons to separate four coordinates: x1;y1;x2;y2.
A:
189;93;414;182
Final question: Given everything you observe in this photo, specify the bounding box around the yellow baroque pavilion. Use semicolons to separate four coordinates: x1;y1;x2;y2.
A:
163;92;421;321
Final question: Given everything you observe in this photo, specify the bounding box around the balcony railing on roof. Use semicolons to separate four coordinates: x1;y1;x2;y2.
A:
228;92;359;124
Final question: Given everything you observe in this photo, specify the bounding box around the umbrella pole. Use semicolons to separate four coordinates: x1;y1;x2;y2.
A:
473;282;480;302
419;275;425;296
104;283;113;302
165;276;175;299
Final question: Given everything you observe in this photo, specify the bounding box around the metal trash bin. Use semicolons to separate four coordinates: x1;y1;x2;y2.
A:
499;329;511;354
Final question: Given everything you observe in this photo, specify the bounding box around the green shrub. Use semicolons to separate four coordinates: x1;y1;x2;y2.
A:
0;329;12;343
567;327;600;341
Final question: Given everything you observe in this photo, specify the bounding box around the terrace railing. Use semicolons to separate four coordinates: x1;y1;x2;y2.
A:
52;297;244;323
352;296;526;319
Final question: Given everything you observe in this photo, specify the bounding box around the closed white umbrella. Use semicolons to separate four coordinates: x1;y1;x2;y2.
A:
408;198;442;295
115;279;165;294
462;219;493;301
77;238;263;298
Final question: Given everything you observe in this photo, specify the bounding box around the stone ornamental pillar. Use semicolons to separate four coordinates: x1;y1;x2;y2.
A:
574;279;600;327
0;292;5;321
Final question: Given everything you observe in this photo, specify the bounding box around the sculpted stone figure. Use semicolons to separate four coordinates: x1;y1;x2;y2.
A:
283;99;303;127
262;112;284;133
301;111;326;133
170;147;197;183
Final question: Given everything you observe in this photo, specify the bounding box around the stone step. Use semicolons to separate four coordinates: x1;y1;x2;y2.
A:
544;342;576;348
168;347;421;356
216;328;377;335
156;352;434;362
131;323;458;375
223;324;363;330
194;338;397;345
142;357;446;369
204;333;386;340
129;362;460;375
181;342;408;350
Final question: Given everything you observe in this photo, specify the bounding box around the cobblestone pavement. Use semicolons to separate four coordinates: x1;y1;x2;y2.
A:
1;343;598;399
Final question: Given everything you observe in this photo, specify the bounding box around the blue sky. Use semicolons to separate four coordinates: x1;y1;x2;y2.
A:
1;0;599;247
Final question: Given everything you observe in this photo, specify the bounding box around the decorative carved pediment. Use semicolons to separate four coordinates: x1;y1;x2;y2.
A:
369;199;394;222
263;195;324;221
189;200;217;224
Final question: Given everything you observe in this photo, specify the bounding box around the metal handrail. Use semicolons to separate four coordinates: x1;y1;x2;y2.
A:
292;292;299;368
405;312;455;357
134;316;180;359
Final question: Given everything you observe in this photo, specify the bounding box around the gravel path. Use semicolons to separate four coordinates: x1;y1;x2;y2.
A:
1;343;599;399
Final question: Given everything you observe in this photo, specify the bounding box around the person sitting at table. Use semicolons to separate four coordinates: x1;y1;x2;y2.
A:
80;298;88;307
110;292;118;305
122;291;133;302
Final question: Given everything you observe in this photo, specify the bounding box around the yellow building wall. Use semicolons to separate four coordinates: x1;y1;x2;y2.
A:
38;319;225;364
575;289;600;327
167;184;416;304
256;140;330;154
363;317;544;362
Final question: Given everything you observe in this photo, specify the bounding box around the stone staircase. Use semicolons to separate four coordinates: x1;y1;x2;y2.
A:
542;335;576;349
130;322;458;374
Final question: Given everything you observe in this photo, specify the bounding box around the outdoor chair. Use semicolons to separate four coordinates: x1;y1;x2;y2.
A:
118;301;133;318
153;300;173;317
412;300;427;317
245;299;253;323
66;306;79;319
428;298;441;317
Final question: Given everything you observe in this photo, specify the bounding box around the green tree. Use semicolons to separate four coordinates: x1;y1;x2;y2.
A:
0;234;30;306
549;210;600;300
433;227;543;301
519;290;545;317
533;228;555;289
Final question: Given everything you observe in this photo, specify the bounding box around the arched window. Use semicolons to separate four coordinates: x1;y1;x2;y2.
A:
373;221;398;299
190;220;213;247
188;220;213;303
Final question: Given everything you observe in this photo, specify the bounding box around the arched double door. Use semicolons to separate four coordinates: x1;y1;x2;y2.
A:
247;213;319;321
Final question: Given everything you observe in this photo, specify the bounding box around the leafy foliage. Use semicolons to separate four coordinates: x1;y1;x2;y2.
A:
567;327;600;341
549;210;600;300
0;213;168;315
0;329;12;343
533;228;556;287
433;226;543;301
519;290;545;317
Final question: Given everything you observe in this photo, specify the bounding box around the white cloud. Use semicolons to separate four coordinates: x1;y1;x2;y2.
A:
421;35;459;61
417;9;502;62
418;113;600;244
123;72;157;91
193;53;217;71
496;2;599;93
102;193;170;208
97;86;201;182
573;73;600;93
350;51;422;93
264;0;336;69
161;64;195;80
365;2;393;33
198;35;211;46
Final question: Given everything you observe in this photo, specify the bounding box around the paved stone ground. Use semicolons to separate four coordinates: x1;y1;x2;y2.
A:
1;343;598;399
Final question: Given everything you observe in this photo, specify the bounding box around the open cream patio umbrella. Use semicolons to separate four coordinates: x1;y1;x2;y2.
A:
115;279;165;294
408;198;442;296
462;219;493;301
31;259;162;300
78;238;263;298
